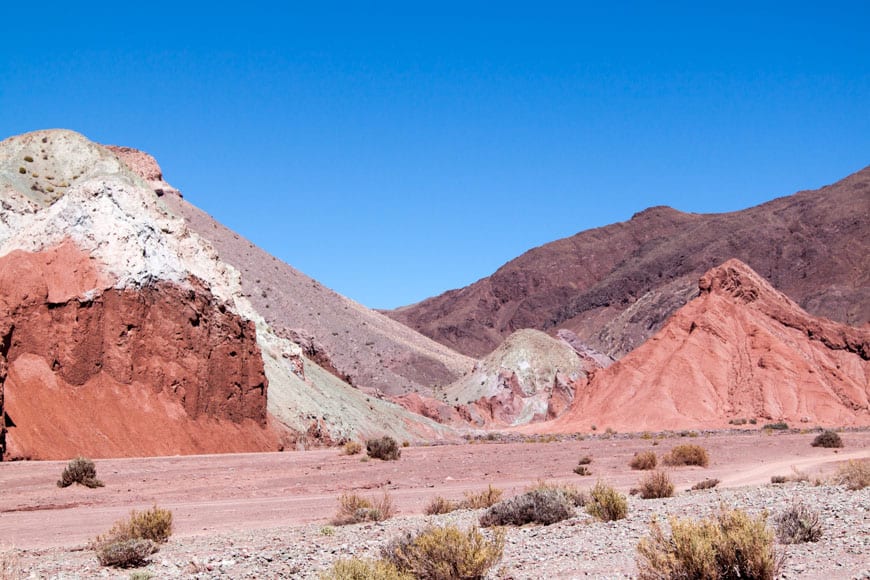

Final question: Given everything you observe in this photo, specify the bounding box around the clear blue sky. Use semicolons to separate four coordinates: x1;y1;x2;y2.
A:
2;2;868;309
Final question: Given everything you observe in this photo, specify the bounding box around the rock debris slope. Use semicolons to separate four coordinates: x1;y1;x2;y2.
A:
388;167;870;359
530;259;870;433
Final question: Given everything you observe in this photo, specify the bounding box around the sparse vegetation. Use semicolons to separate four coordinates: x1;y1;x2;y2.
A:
57;456;104;488
811;430;843;448
636;508;782;580
333;490;395;525
342;441;363;455
662;444;709;467
90;505;172;568
479;488;575;526
585;481;628;522
366;436;401;461
577;455;593;465
774;502;823;544
770;475;788;484
94;538;157;568
833;459;870;490
573;465;591;476
425;496;459;515
637;470;675;499
630;450;658;470
728;418;748;425
381;525;505;579
525;480;587;506
321;558;413;580
462;485;503;509
691;478;720;491
763;422;789;431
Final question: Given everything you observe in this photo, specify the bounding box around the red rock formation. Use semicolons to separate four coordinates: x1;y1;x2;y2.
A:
0;242;280;459
527;259;870;433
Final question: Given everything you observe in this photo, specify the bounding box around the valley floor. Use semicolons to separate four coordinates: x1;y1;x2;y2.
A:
1;431;868;578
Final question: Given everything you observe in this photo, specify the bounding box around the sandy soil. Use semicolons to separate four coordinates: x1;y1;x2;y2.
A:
1;430;867;554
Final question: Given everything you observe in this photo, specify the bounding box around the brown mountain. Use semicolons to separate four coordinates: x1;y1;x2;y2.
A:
526;259;869;433
387;167;870;359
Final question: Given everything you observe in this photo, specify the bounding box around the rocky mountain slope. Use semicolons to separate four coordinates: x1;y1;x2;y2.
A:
0;130;458;459
528;259;870;433
387;167;870;359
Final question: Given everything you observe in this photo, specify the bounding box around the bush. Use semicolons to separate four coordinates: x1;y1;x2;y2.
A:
321;558;413;580
662;444;709;467
585;482;627;522
526;480;587;506
811;430;843;448
833;459;870;490
637;508;782;580
691;478;720;491
342;441;363;455
480;488;574;527
381;525;504;579
577;455;593;465
637;470;674;499
774;502;823;544
763;422;789;430
57;456;104;488
630;451;658;470
94;538;157;568
770;475;788;484
425;496;459;515
461;485;503;509
366;436;401;461
123;506;173;543
333;491;395;525
573;465;591;476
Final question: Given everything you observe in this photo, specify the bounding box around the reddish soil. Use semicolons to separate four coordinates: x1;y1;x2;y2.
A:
1;430;866;550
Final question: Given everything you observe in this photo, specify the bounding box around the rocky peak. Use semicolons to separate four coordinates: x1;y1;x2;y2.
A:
105;145;182;198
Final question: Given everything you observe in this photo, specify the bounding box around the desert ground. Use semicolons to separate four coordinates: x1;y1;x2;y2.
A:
1;430;868;579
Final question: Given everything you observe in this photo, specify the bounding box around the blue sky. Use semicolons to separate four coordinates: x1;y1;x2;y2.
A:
2;2;868;308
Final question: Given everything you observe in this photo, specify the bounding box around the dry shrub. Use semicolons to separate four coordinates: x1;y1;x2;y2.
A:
577;455;593;465
691;478;720;491
366;436;401;461
630;451;658;470
0;545;20;580
585;481;627;522
57;456;104;488
381;525;504;579
333;490;395;525
637;508;782;580
342;441;363;455
525;480;587;506
461;485;503;509
774;502;823;544
425;496;459;515
479;488;575;527
662;444;709;467
94;539;157;568
833;459;870;490
770;475;788;484
637;470;674;499
811;430;843;448
321;558;413;580
91;505;172;568
573;465;591;476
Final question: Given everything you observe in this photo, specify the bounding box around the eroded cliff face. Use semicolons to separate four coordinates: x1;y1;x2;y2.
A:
0;242;278;460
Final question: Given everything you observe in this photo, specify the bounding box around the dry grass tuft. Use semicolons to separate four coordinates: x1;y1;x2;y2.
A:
462;485;503;509
833;459;870;490
585;481;628;521
774;502;823;544
637;470;675;499
425;496;460;515
321;558;413;580
342;441;363;455
630;451;658;470
662;444;709;467
637;508;782;580
333;490;395;525
381;525;505;579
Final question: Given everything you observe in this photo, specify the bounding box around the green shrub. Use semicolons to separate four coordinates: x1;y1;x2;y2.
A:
774;502;822;544
381;525;504;579
342;441;363;455
630;451;658;470
94;538;157;568
479;488;574;527
663;444;709;467
637;470;674;499
637;508;782;580
366;436;401;460
690;478;720;491
833;459;870;490
321;558;413;580
585;482;627;521
333;491;395;525
811;430;843;448
57;456;104;488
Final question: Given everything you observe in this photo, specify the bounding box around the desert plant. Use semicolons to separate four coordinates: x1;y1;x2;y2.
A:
770;475;788;484
129;572;154;580
333;490;395;525
121;506;173;543
342;441;363;455
381;525;504;579
691;478;720;491
479;488;575;527
585;481;628;522
57;456;104;488
763;422;789;431
90;506;172;568
321;558;413;580
774;502;822;544
728;418;748;425
573;465;591;476
525;480;587;506
94;538;157;568
366;436;401;461
637;508;782;580
811;430;843;448
577;455;593;465
637;470;675;499
630;450;658;470
833;459;870;490
662;444;709;467
425;496;459;515
461;485;503;509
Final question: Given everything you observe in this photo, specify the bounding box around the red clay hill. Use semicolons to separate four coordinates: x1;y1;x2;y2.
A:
525;259;869;434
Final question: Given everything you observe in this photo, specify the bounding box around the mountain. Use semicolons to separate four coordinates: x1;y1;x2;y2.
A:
387;168;870;359
527;259;869;433
0;130;458;460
